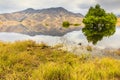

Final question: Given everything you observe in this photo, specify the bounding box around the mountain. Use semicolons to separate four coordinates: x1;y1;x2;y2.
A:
0;7;83;36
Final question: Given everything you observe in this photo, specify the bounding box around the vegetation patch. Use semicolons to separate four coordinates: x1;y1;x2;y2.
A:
82;4;117;44
62;21;70;28
73;23;81;26
62;21;81;28
0;40;120;80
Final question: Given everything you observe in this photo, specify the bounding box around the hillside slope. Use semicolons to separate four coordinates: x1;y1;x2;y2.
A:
0;7;83;36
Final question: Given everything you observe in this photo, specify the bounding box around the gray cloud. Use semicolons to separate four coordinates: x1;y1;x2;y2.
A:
96;0;120;9
79;4;91;9
95;0;120;14
0;0;119;15
0;0;25;13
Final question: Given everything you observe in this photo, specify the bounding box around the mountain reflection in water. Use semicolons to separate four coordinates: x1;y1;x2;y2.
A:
0;27;120;49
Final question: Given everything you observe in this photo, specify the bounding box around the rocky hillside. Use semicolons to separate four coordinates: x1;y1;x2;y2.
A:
0;7;83;36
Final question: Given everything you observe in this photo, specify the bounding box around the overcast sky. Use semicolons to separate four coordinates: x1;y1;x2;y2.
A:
0;0;120;15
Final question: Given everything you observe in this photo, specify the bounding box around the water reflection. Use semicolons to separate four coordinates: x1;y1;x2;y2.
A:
82;25;116;44
97;27;120;49
0;27;120;49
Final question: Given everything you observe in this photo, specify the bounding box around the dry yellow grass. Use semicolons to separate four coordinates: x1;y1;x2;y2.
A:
0;40;120;80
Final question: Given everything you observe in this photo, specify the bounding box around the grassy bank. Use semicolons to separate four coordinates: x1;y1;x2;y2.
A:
0;40;120;80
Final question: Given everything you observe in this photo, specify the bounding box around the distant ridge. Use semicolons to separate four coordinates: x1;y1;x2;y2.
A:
17;7;83;16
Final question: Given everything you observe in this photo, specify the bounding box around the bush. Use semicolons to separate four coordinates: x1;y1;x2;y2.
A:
73;23;80;26
86;45;92;51
62;21;70;28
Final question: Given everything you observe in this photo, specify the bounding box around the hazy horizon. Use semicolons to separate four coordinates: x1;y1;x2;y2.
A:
0;0;120;15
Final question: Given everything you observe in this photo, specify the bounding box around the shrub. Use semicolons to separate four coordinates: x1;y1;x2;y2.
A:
45;23;49;26
86;45;92;51
73;23;80;26
62;21;70;28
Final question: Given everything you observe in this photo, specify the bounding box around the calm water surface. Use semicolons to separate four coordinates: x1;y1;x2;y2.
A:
0;27;120;49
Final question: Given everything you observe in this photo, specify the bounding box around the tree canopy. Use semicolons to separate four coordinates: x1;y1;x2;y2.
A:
82;4;117;44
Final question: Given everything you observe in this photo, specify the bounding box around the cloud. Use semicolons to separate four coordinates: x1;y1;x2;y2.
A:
79;4;91;9
0;0;119;15
96;0;120;9
78;0;96;9
95;0;120;14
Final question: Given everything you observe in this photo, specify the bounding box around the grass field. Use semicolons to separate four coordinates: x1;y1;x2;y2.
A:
0;40;120;80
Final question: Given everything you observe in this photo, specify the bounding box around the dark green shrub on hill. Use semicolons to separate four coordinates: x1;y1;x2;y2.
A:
62;21;70;28
73;23;81;26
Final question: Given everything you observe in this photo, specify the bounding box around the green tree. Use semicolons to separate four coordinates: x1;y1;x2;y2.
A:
82;4;117;44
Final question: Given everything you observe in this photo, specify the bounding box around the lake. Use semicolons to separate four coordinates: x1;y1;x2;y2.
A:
0;27;120;49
